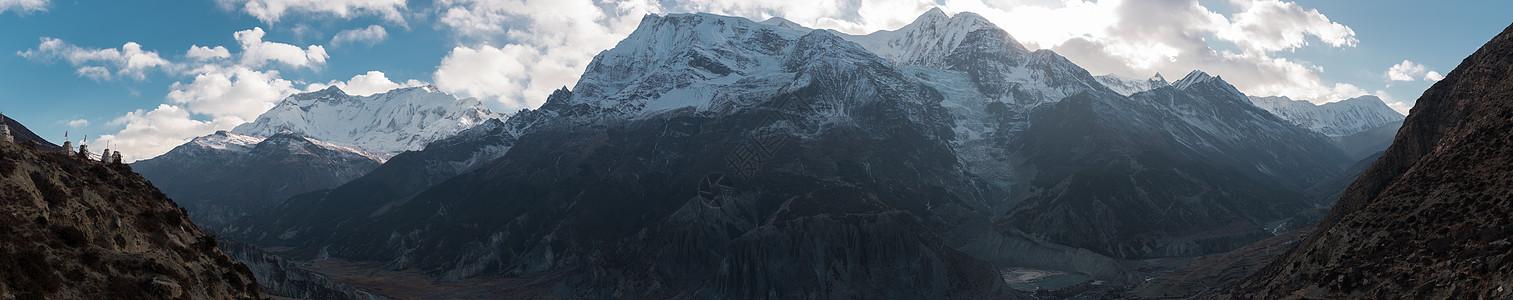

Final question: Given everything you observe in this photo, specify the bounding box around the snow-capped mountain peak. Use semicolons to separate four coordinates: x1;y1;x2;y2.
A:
839;7;1015;68
230;85;503;159
758;16;807;30
1248;95;1405;137
555;12;818;119
188;130;265;153
1172;70;1220;90
1168;70;1250;102
1096;73;1172;96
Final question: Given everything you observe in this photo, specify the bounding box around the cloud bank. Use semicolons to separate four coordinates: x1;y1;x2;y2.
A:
0;0;46;14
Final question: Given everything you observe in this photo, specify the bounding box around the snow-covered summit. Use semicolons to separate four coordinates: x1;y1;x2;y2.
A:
231;85;503;158
839;7;1013;68
1248;95;1405;137
556;12;825;118
1172;70;1222;90
1095;73;1170;96
188;130;266;153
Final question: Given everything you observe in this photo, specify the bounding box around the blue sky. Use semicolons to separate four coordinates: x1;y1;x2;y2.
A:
1;0;1509;160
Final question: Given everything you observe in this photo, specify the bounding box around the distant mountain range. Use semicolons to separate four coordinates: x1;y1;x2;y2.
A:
213;9;1387;298
231;85;503;159
134;86;502;229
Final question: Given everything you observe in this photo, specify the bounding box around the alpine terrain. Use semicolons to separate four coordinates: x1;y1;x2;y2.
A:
133;86;503;229
1249;95;1406;160
225;9;1362;298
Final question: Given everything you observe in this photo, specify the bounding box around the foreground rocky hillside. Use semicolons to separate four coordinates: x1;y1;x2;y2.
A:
1228;22;1513;298
0;135;262;299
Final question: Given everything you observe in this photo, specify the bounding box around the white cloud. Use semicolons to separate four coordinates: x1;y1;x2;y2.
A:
306;70;425;96
61;119;88;128
1385;100;1413;115
1424;71;1444;81
1216;0;1356;53
331;25;389;47
434;45;537;109
0;0;47;14
187;45;231;60
234;27;329;69
166;65;297;123
421;0;1374;109
431;0;658;110
935;0;1372;104
1386;60;1437;82
88;27;340;161
76;66;111;80
662;0;939;35
95;65;298;161
17;37;172;80
215;0;407;25
94;104;245;162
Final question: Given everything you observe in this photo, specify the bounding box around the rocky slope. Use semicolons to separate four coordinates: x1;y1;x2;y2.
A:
0;130;261;299
1128;227;1312;299
1227;22;1513;298
134;130;382;229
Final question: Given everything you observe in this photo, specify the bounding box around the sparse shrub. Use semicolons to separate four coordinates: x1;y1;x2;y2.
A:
193;235;218;253
0;156;16;175
109;277;149;300
28;171;68;206
50;225;88;248
0;248;62;299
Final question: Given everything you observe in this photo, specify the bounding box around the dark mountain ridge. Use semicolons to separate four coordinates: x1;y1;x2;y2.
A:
1228;22;1513;298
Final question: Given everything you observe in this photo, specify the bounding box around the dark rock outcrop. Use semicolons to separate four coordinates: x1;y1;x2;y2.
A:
1227;22;1513;298
0;130;262;299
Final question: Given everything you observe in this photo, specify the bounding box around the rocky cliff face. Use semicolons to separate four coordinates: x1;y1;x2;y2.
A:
1228;22;1513;298
0;134;262;299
